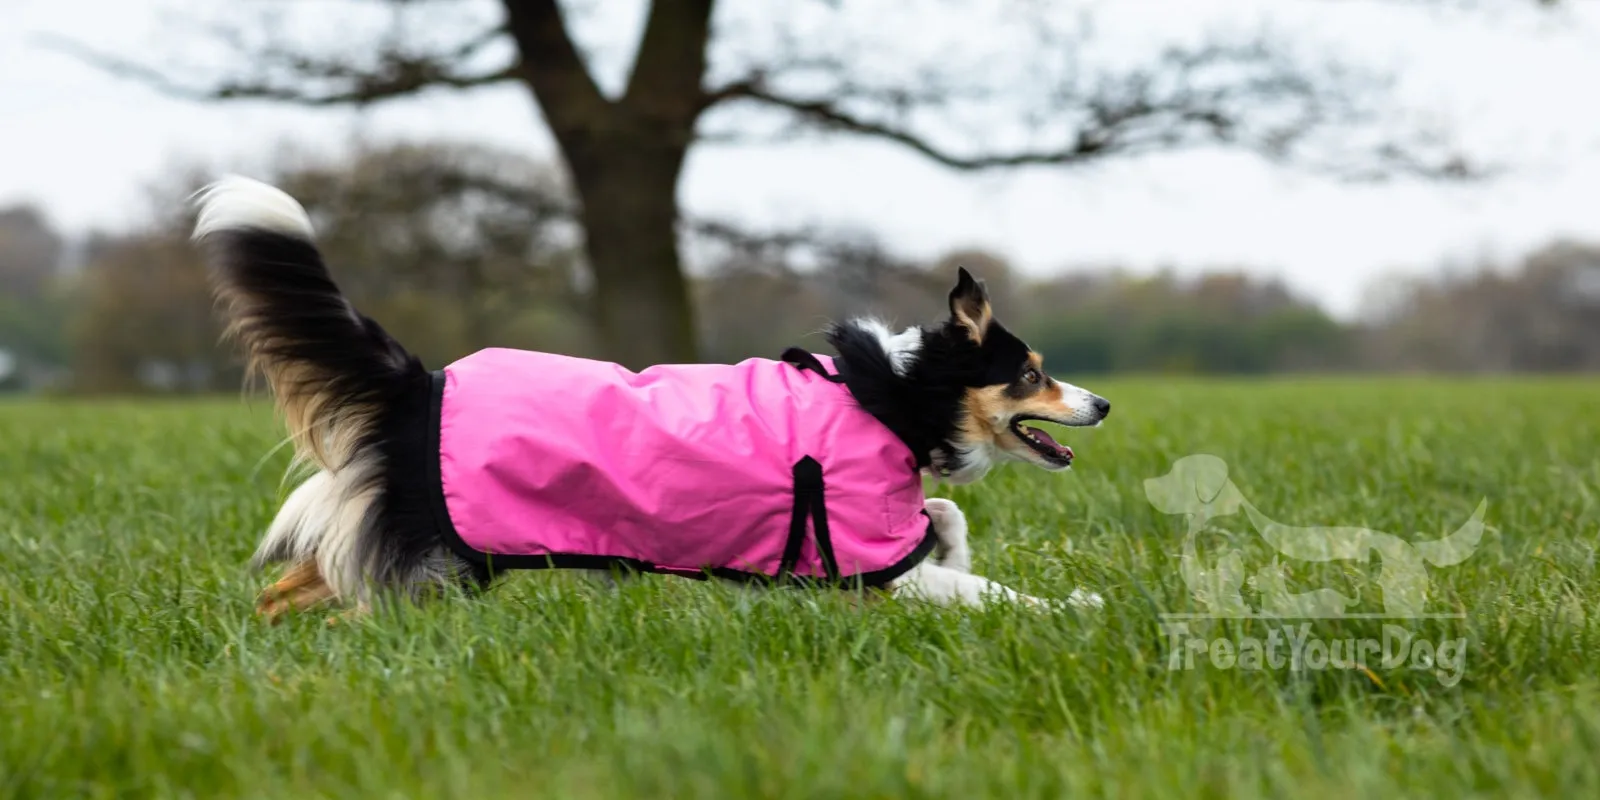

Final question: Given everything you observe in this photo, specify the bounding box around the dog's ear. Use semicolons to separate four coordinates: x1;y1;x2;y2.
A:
948;267;992;344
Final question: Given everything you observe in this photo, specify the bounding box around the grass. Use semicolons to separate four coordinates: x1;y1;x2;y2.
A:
3;377;1600;798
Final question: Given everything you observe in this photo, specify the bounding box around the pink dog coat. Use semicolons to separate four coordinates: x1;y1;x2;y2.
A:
424;347;936;586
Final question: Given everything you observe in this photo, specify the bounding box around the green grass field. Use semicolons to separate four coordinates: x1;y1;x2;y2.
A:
4;378;1600;798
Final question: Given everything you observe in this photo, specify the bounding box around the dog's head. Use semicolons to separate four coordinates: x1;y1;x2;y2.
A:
827;267;1110;484
935;268;1110;478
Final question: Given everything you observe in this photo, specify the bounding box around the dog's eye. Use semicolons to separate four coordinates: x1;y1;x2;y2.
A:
1022;368;1041;385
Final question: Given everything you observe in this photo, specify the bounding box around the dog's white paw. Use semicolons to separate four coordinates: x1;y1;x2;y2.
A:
1020;588;1105;613
923;497;961;526
922;497;973;573
1067;588;1104;610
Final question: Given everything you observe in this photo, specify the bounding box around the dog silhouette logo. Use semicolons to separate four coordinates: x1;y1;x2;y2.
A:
1145;455;1486;619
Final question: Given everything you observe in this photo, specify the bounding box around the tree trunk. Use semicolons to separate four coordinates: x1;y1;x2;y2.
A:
502;0;714;369
570;140;697;370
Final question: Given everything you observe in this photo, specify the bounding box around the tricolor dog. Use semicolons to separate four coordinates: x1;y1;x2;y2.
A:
192;176;1111;619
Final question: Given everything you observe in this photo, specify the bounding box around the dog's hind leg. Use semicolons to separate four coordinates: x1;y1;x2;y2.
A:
924;498;972;573
257;559;336;622
583;569;626;590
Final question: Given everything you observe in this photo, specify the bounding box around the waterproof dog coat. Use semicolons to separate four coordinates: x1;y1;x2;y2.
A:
424;347;937;587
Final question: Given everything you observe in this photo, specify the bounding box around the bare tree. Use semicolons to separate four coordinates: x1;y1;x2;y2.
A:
49;0;1500;368
272;141;592;364
0;205;69;389
0;206;64;301
69;141;591;391
1362;242;1600;372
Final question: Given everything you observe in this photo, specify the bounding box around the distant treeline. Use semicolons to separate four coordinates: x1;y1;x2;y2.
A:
2;141;1598;393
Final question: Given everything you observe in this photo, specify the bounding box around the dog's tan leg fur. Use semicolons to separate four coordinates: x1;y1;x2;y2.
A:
257;560;336;622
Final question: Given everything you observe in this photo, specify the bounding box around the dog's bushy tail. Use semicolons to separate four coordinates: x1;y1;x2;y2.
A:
191;176;423;473
192;177;437;594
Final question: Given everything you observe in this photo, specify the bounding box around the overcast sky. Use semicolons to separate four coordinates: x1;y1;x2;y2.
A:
4;0;1600;319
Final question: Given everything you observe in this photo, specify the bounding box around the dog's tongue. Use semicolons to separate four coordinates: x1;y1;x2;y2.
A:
1024;425;1074;459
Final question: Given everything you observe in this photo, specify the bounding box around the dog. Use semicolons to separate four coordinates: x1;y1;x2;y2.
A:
191;176;1110;620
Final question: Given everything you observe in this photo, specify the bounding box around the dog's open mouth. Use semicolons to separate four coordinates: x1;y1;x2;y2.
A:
1010;416;1076;466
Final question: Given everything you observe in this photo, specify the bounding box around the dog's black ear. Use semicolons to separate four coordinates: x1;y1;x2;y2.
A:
948;267;992;344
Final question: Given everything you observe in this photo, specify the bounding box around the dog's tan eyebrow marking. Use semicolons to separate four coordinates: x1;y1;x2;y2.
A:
1026;352;1043;371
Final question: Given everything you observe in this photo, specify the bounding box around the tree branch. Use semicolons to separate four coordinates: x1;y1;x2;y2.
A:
704;81;1128;169
703;40;1482;180
501;0;612;134
36;25;518;107
622;0;715;126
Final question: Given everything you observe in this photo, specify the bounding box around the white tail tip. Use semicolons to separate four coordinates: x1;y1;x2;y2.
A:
192;175;315;242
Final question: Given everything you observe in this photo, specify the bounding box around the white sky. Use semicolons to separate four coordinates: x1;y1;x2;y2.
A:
4;0;1600;319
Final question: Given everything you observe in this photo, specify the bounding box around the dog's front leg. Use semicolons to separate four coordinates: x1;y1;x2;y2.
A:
899;498;1033;607
902;498;1104;611
923;497;971;573
889;561;1045;608
889;564;1103;610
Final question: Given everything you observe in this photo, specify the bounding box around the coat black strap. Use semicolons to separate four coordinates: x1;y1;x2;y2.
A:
781;347;848;384
778;456;819;581
808;471;841;582
780;456;841;584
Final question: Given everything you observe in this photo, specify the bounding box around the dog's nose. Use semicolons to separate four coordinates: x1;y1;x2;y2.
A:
1092;396;1111;418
